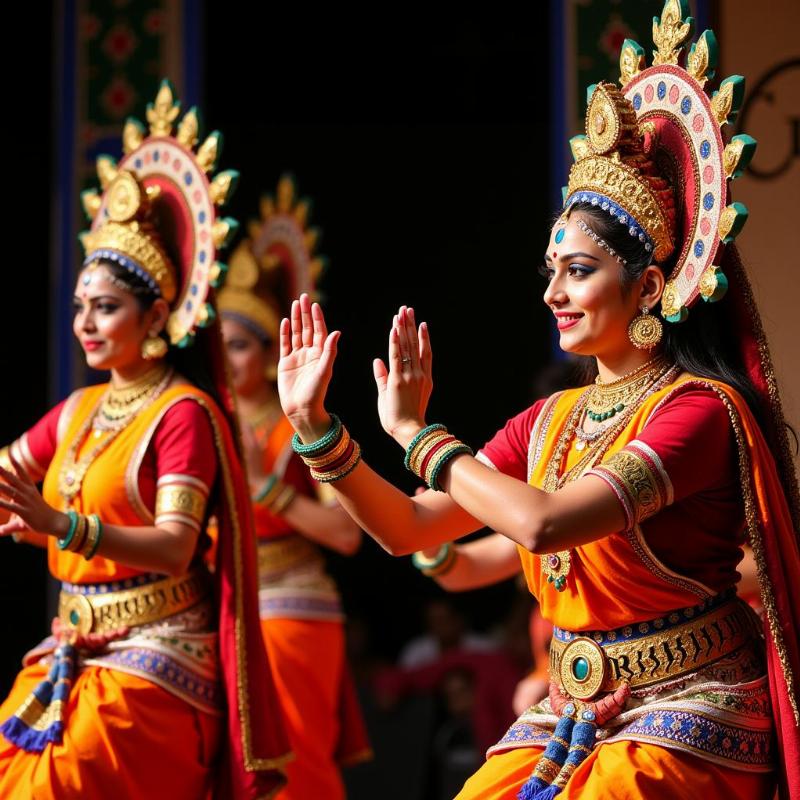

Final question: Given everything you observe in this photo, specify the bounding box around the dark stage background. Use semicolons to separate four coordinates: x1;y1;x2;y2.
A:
0;3;556;755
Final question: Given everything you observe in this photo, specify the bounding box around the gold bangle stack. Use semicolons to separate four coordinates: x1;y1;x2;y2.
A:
82;514;103;560
404;425;474;491
58;511;103;560
293;417;362;483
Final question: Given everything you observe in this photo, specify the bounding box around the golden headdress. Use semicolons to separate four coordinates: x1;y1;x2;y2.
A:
80;80;240;347
563;0;757;322
218;174;325;344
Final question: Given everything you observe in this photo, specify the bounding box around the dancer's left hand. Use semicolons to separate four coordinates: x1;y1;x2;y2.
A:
0;456;66;538
373;306;433;448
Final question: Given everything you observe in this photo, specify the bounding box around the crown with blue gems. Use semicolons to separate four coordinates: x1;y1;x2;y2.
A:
82;171;178;302
563;0;757;323
566;81;677;263
79;80;240;347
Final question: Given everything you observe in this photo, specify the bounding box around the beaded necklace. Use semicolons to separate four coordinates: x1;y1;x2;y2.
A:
93;363;173;433
58;365;174;507
584;355;667;422
540;360;679;591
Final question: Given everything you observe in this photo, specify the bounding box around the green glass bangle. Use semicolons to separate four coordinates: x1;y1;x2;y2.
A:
411;543;453;572
403;424;447;471
291;415;342;457
429;444;473;492
253;475;278;503
57;511;80;551
84;515;103;560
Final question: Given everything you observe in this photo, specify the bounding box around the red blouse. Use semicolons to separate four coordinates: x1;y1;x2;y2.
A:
479;384;744;593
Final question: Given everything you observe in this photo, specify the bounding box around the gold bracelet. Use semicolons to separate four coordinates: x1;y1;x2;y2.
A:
79;515;101;559
408;429;448;476
310;440;362;483
302;427;351;468
410;430;453;477
424;439;468;488
68;514;89;553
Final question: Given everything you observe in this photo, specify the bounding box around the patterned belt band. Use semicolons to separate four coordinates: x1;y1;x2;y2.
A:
257;536;322;578
58;569;211;636
549;594;760;701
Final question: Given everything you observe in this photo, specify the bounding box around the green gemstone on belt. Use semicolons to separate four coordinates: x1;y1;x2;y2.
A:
572;656;590;681
69;609;80;626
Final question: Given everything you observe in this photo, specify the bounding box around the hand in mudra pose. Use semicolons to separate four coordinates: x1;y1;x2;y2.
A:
278;294;433;447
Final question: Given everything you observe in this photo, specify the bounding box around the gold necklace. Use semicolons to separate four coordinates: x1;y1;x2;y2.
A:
540;360;679;591
585;355;667;422
94;364;172;432
58;366;174;506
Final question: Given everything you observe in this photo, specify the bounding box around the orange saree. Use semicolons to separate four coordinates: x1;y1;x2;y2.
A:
253;414;371;799
459;373;799;799
0;382;290;799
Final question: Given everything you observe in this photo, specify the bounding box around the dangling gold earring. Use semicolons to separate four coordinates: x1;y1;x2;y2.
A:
628;305;663;350
141;332;168;360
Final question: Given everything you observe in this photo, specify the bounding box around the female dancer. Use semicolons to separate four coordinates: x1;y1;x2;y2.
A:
275;7;799;798
0;83;289;799
218;176;370;798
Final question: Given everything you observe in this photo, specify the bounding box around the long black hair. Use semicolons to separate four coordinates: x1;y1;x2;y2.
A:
96;259;225;408
564;201;764;423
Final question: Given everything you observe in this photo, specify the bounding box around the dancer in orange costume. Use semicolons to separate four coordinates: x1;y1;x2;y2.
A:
274;4;800;797
219;176;371;799
0;83;289;799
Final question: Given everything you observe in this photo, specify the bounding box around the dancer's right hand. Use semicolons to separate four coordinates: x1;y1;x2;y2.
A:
277;293;341;442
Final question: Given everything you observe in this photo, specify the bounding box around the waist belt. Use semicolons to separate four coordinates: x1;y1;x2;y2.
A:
58;569;211;636
257;536;322;577
549;593;759;701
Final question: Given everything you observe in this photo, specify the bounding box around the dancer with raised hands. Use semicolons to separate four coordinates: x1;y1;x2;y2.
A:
276;5;800;796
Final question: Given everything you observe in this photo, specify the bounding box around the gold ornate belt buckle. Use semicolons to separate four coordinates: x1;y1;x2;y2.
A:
59;593;95;636
558;636;608;701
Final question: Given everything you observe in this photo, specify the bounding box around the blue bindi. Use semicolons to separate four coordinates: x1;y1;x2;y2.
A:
555;228;565;244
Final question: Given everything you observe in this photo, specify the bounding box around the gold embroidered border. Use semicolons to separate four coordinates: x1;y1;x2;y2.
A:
155;480;208;530
588;444;669;524
628;523;715;599
726;246;800;531
527;392;564;483
643;376;798;722
708;382;800;724
56;389;86;446
194;397;293;773
124;395;199;524
1;438;45;483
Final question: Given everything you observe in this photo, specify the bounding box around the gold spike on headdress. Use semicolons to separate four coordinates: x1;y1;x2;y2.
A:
218;174;327;345
564;0;756;323
80;80;240;347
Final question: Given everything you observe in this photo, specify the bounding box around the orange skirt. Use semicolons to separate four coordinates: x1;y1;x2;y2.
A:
456;741;775;799
0;662;221;800
261;618;353;800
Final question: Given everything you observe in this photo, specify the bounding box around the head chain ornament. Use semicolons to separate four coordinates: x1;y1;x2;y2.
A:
574;217;627;265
